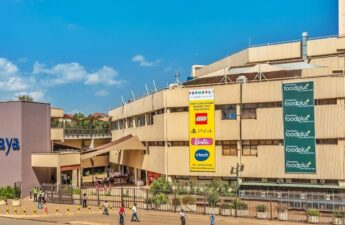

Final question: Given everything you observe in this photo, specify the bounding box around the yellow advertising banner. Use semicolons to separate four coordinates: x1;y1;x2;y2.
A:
189;88;215;172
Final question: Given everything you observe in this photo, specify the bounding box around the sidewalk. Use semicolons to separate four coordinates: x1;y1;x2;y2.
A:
0;198;303;225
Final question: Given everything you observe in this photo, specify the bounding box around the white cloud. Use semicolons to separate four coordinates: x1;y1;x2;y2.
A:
132;54;159;67
66;23;84;31
85;66;121;86
34;62;122;87
95;90;109;97
0;58;19;75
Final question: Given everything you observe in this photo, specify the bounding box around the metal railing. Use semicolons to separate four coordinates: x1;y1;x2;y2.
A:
64;128;111;138
38;184;345;224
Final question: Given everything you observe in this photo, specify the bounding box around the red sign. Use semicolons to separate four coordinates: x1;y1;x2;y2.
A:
195;113;207;125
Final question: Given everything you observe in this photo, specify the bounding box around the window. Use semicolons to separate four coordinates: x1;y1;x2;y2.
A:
146;113;154;125
175;176;189;180
111;119;126;130
316;139;338;145
127;117;134;128
197;176;213;180
170;141;189;146
135;114;146;127
154;109;165;115
315;98;337;105
170;107;188;113
242;141;257;156
218;105;237;120
242;104;257;119
222;141;237;156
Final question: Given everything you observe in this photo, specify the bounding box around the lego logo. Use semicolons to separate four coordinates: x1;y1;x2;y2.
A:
195;113;207;125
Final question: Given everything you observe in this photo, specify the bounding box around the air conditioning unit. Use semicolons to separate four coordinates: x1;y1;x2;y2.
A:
320;179;326;185
236;76;248;84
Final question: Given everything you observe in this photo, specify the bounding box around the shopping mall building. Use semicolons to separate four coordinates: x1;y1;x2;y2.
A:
0;0;344;197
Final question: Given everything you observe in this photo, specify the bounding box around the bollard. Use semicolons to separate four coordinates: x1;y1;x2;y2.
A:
33;210;36;215
6;208;9;214
88;207;91;213
67;208;70;214
23;209;26;215
14;209;17;215
77;207;80;214
56;209;59;214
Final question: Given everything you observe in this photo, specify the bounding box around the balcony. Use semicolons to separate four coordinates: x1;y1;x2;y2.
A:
64;128;111;139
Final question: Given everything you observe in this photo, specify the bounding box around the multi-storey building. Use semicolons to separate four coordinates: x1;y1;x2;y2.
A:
109;22;345;190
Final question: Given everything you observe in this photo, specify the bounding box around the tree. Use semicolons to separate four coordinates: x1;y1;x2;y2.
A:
18;95;33;102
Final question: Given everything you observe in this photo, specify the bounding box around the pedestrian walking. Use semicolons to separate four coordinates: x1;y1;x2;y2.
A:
119;205;125;225
43;201;48;214
130;203;140;222
103;200;109;215
33;187;38;202
41;190;46;202
82;193;88;208
179;209;186;225
210;214;215;225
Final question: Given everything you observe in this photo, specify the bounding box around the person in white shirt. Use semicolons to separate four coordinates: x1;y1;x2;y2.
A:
179;209;186;225
131;203;140;222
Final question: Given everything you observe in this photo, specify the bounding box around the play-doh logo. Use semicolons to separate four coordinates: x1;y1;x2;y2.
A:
194;149;210;161
195;113;208;125
0;138;20;156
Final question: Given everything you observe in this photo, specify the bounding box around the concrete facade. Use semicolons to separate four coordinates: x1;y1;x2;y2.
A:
108;36;345;189
0;101;51;196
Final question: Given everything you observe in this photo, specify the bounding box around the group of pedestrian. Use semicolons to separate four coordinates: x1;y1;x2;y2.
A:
99;202;140;224
179;209;216;225
32;187;48;213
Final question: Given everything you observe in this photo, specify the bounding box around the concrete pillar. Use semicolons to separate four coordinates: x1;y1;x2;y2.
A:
72;169;78;187
56;167;61;185
134;168;138;185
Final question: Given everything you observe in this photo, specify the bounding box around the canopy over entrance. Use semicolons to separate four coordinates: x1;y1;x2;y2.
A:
81;134;145;160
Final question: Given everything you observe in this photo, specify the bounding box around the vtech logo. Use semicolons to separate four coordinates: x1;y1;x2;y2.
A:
195;113;207;125
194;149;210;161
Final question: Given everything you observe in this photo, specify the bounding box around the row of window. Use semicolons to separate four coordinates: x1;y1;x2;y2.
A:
139;139;337;148
111;98;338;129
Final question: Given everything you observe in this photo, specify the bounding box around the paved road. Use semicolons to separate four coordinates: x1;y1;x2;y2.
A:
0;217;60;225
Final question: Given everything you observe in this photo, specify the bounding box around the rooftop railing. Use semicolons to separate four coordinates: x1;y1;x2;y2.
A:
64;128;111;139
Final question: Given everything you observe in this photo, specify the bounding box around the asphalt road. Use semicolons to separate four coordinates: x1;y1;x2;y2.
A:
0;217;60;225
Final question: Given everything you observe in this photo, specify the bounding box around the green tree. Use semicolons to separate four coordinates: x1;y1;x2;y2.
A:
18;95;33;102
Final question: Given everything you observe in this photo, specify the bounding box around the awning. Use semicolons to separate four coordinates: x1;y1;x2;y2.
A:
81;134;145;160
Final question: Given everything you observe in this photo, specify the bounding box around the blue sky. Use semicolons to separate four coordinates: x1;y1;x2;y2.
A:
0;0;338;114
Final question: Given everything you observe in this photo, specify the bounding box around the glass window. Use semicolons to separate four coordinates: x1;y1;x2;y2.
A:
127;117;134;128
135;114;146;127
146;113;154;125
220;105;237;120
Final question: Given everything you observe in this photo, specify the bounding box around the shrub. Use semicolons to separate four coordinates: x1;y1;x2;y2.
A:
232;199;248;210
151;193;168;205
182;196;196;205
333;210;345;218
256;204;267;212
149;177;172;194
172;196;181;206
220;203;232;209
72;188;81;195
306;208;320;217
276;205;288;213
207;191;220;207
0;186;16;200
